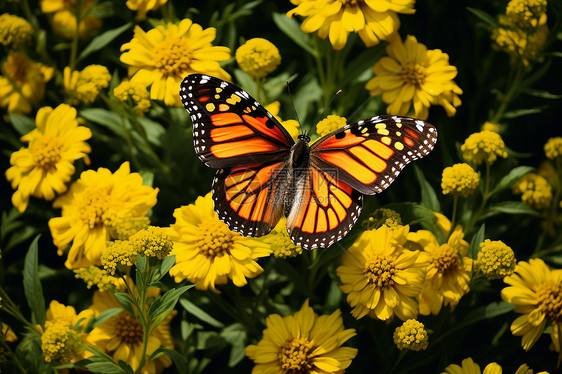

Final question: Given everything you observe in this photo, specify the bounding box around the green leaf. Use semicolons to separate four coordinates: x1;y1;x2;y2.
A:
456;301;514;330
502;107;546;119
77;23;132;62
79;108;127;138
148;347;187;373
90;307;123;328
469;224;485;259
151;255;176;283
137;117;166;147
467;7;499;28
23;235;46;326
117;360;134;374
221;323;247;367
414;165;440;212
481;201;540;219
272;13;318;57
78;345;126;373
113;293;136;316
148;285;193;329
490;166;534;196
8;113;35;136
521;88;562;99
179;298;225;328
339;44;386;86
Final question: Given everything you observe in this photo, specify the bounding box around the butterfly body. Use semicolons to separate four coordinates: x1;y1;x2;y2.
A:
180;74;437;250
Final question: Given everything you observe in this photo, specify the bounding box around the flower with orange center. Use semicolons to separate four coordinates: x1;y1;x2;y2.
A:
407;219;472;315
337;224;425;321
501;258;562;356
48;162;158;269
120;18;231;106
5;104;91;212
365;34;462;120
0;51;54;114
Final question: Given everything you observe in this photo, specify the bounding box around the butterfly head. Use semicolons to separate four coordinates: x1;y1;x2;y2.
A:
297;133;310;143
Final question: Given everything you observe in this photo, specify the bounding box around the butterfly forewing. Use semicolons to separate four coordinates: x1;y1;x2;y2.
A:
180;74;294;169
310;115;437;195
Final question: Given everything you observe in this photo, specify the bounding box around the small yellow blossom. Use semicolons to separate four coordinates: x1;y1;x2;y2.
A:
477;240;516;280
481;121;501;133
1;323;17;342
41;0;102;39
393;319;429;351
264;101;300;141
63;65;111;105
288;0;415;50
461;130;508;166
0;13;33;49
236;38;281;79
0;51;54;114
442;357;502;374
106;214;151;240
126;0;167;19
441;163;480;197
73;265;122;291
502;258;562;354
246;300;358;374
362;208;403;231
5;104;92;212
113;80;151;116
316;115;347;138
168;193;272;292
366;34;462;120
544;137;562;160
120;19;231;106
129;226;173;259
512;173;553;210
505;0;547;29
337;225;425;321
262;217;303;259
100;240;137;275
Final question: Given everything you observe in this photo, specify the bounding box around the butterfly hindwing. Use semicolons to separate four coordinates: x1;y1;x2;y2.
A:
311;115;437;195
213;161;288;237
180;74;294;169
285;164;362;249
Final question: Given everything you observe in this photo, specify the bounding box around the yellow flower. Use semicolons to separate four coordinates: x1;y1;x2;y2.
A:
0;13;33;49
262;217;303;259
407;224;472;315
481;121;501;133
245;300;358;374
101;240;137;275
361;208;402;231
126;0;167;19
73;265;122;291
505;0;547;29
441;163;480;197
1;323;17;342
544;137;562;160
501;258;562;353
287;0;415;50
512;173;553;210
0;51;54;114
120;19;231;106
129;226;173;259
461;130;508;166
107;213;151;240
366;34;462;120
63;65;111;105
393;319;428;351
113;80;151;116
48;162;159;269
5;104;92;212
337;225;425;321
442;358;502;374
264;101;300;141
316;115;346;137
41;300;93;363
40;0;102;39
476;239;516;280
515;363;550;374
168;193;272;292
87;290;175;373
236;38;281;79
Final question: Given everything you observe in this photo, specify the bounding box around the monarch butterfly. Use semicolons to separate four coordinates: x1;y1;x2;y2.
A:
180;74;437;250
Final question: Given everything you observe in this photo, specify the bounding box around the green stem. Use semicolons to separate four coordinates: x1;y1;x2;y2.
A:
490;61;524;123
20;0;39;31
449;195;459;238
134;258;150;374
388;350;408;374
120;116;142;170
466;160;491;234
255;78;263;103
0;288;38;331
0;337;26;374
69;0;83;70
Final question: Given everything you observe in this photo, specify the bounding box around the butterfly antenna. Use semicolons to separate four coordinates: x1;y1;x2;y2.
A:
286;80;302;128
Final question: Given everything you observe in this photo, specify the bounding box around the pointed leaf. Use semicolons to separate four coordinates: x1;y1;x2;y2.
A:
414;165;440;211
77;23;132;61
272;13;318;57
490;166;534;196
23;235;45;325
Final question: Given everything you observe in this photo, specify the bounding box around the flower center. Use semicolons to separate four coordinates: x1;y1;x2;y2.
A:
30;135;63;169
364;255;397;288
536;281;562;323
4;52;30;83
400;62;427;87
338;0;361;6
114;312;144;346
431;244;460;274
154;37;191;78
278;337;314;373
196;220;235;259
76;185;116;228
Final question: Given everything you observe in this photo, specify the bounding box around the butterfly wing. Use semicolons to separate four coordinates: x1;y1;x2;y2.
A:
180;74;294;168
285;164;362;249
310;115;437;195
213;160;289;237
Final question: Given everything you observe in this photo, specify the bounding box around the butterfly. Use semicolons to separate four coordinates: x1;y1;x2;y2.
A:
180;74;437;250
